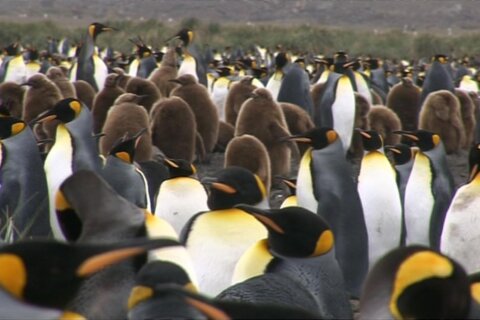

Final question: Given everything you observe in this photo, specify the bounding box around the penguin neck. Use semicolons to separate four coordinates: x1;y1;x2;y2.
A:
231;238;275;285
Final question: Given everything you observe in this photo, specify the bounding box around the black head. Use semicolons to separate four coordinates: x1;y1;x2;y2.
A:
168;28;194;46
358;129;383;151
88;22;115;41
164;158;196;178
31;98;83;125
0;116;26;139
4;42;19;56
109;128;146;164
206;166;266;210
385;144;414;165
394;130;440;152
432;54;448;64
287;127;338;150
275;52;289;69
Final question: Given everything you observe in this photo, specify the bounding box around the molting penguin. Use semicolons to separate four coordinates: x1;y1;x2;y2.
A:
441;143;480;273
154;158;208;235
287;127;369;298
91;73;125;134
148;46;178;98
150;96;197;163
357;129;403;267
359;245;471;320
224;75;256;127
170;74;219;155
395;130;455;249
235;87;291;178
181;166;268;296
70;22;115;92
219;205;352;319
0;117;49;240
224;134;272;194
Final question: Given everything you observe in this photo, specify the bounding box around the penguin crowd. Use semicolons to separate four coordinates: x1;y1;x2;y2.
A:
2;22;480;319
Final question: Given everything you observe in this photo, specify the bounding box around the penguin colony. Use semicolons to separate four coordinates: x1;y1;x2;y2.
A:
1;22;480;319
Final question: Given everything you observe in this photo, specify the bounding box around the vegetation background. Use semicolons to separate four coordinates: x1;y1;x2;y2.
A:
0;0;479;61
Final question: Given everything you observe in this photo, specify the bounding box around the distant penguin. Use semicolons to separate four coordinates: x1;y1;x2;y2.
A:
396;130;455;249
287;127;369;298
125;77;161;113
225;75;256;127
170;74;219;155
211;66;233;121
0;117;49;240
46;66;77;99
128;37;157;79
359;245;471;320
31;98;101;240
441;143;480;273
224;134;272;193
113;67;132;90
70;22;115;92
279;178;298;208
349;92;371;158
279;102;315;157
154;158;208;235
181;166;269;295
0;42;26;84
420;54;455;105
91;73;125;134
455;88;476;149
150;96;197;162
220;205;352;319
419;90;465;154
357;129;403;266
101;129;151;210
214;120;235;152
0;82;24;118
266;52;289;100
235;88;291;178
277;63;314;116
368;105;402;146
148;46;178;98
100;93;152;162
73;80;96;109
386;77;421;131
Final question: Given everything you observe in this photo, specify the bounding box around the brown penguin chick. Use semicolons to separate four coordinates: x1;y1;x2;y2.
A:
468;91;480;120
455;88;476;149
279;102;314;157
0;82;25;118
100;93;153;162
148;46;178;98
224;76;256;127
125;76;161;113
150;96;197;162
235;87;291;178
224;134;272;193
46;66;77;99
73;80;96;109
170;74;220;154
214;121;235;152
22;73;62;123
91;73;125;134
368;105;402;146
419;90;465;154
370;88;384;105
350;93;372;158
310;82;327;116
113;67;131;90
386;77;421;132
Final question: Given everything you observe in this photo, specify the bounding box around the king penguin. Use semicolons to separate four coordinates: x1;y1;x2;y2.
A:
224;75;256;127
395;130;455;249
181;166;269;296
0;42;26;84
441;143;480;273
420;54;455;106
70;22;115;92
357;129;403;267
359;245;471;320
91;73;125;134
154;158;209;235
211;66;233;121
219;205;352;319
266;52;289;100
148;46;179;98
0;116;49;240
287;127;369;298
31;97;101;240
279;178;298;208
277;63;314;117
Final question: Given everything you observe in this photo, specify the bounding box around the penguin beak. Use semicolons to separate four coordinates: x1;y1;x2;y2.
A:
101;26;117;32
283;134;312;144
393;130;419;142
469;164;479;182
356;129;371;139
132;128;148;147
234;204;285;234
209;182;237;194
19;81;31;87
168;79;182;84
164;35;180;44
384;145;402;155
30;109;57;125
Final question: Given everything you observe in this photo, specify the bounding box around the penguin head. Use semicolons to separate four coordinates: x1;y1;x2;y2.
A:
235;205;334;258
109;128;147;164
31;98;83;124
88;22;115;41
385;144;415;165
278;177;297;195
104;73;119;88
3;42;20;56
205;166;266;210
361;245;470;320
0;238;179;309
393;130;441;152
46;66;66;81
286;127;338;150
357;129;384;151
129;36;153;58
249;88;274;102
0;116;26;139
432;54;448;64
169;74;197;86
216;66;233;78
164;158;196;178
167;28;194;46
21;73;50;89
468;143;480;182
128;260;196;311
274;52;289;70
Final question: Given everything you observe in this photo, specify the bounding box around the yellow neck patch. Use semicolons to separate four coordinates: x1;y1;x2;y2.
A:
69;100;82;116
254;174;267;198
11;122;25;135
471;283;480;304
0;254;26;298
55;190;72;210
128;285;153;310
115;151;132;163
389;251;453;319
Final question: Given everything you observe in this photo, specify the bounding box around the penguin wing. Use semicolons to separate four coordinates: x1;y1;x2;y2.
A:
429;180;455;250
179;211;207;245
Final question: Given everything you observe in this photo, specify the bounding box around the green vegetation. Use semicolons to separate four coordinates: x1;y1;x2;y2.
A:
1;18;480;60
